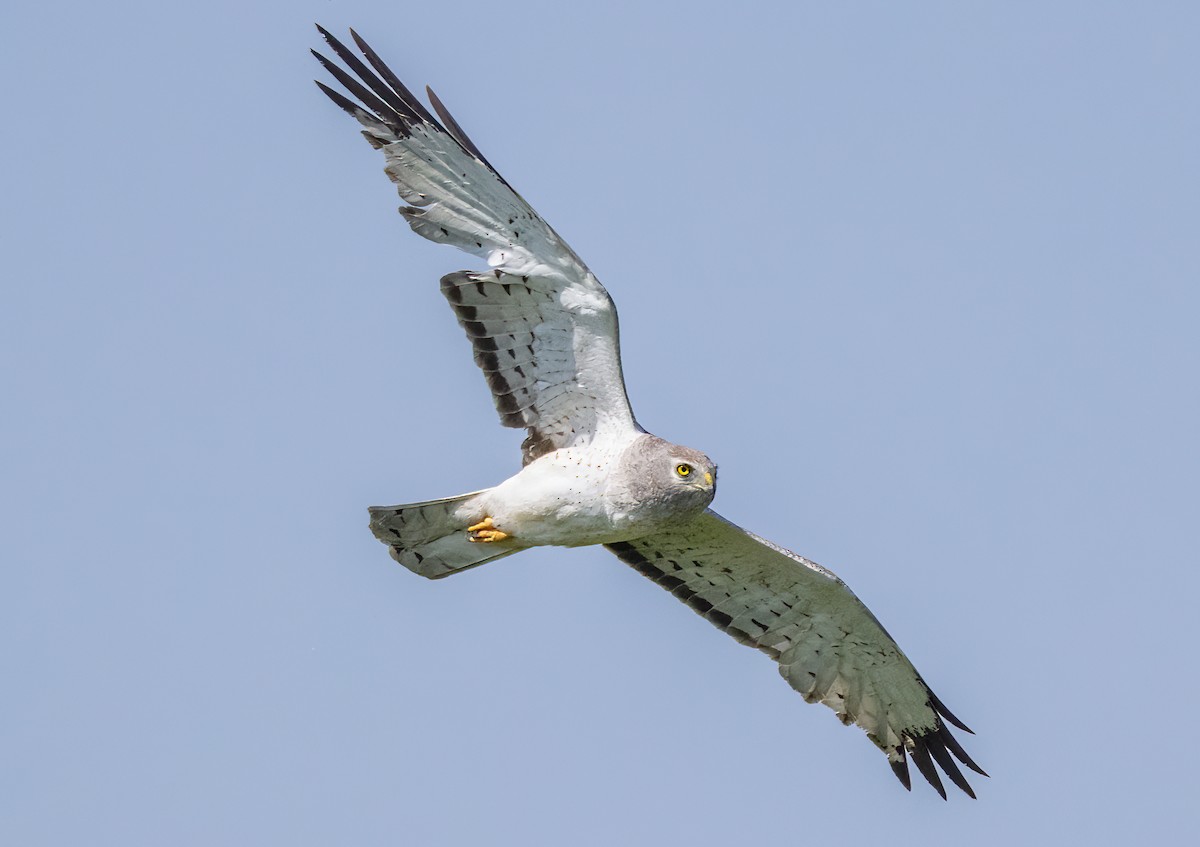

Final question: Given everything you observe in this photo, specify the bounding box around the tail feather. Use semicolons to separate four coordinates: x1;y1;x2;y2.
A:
368;488;524;579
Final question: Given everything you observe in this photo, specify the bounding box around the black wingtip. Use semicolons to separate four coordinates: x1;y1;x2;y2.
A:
426;86;481;157
346;28;442;127
930;692;973;734
313;80;365;119
908;744;948;800
888;719;987;798
890;757;913;792
311;26;515;190
425;84;514;190
939;723;989;777
927;732;977;799
313;23;344;55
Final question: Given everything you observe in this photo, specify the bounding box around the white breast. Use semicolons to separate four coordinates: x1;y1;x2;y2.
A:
478;441;633;547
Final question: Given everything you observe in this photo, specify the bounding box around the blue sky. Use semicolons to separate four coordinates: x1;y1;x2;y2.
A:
3;1;1198;843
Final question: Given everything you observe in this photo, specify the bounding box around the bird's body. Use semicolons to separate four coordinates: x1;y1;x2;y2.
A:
479;435;716;547
313;25;987;799
482;444;634;547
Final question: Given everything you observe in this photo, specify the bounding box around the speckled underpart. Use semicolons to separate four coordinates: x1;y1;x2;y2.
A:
473;434;716;548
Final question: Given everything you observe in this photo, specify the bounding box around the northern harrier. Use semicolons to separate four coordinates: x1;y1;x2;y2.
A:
312;26;986;798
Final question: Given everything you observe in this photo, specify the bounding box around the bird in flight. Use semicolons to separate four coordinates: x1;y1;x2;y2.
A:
312;25;986;799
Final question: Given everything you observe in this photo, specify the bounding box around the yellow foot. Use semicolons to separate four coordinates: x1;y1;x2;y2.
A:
467;516;510;543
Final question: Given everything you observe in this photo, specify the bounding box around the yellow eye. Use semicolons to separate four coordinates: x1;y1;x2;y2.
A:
675;463;692;478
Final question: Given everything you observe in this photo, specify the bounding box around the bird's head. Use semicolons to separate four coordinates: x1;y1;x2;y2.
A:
612;435;717;524
667;450;717;494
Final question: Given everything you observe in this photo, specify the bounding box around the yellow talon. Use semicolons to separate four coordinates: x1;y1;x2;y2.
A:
467;516;510;543
472;530;509;542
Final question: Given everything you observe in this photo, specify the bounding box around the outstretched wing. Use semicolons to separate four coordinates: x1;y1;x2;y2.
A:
605;511;987;799
313;27;636;462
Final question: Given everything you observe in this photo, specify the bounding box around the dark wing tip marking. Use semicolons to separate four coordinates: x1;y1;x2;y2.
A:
907;743;947;800
424;85;510;187
897;718;987;798
348;27;442;127
310;43;404;129
313;25;510;186
926;730;977;799
930;690;973;733
314;79;367;120
313;24;442;137
939;721;989;777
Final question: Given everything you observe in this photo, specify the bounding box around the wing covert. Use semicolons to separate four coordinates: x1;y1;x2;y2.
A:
605;510;987;798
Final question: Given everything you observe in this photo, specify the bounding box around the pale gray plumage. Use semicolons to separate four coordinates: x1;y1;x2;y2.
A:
313;25;986;799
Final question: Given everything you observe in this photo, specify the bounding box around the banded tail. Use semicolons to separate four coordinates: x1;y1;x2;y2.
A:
369;489;525;579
